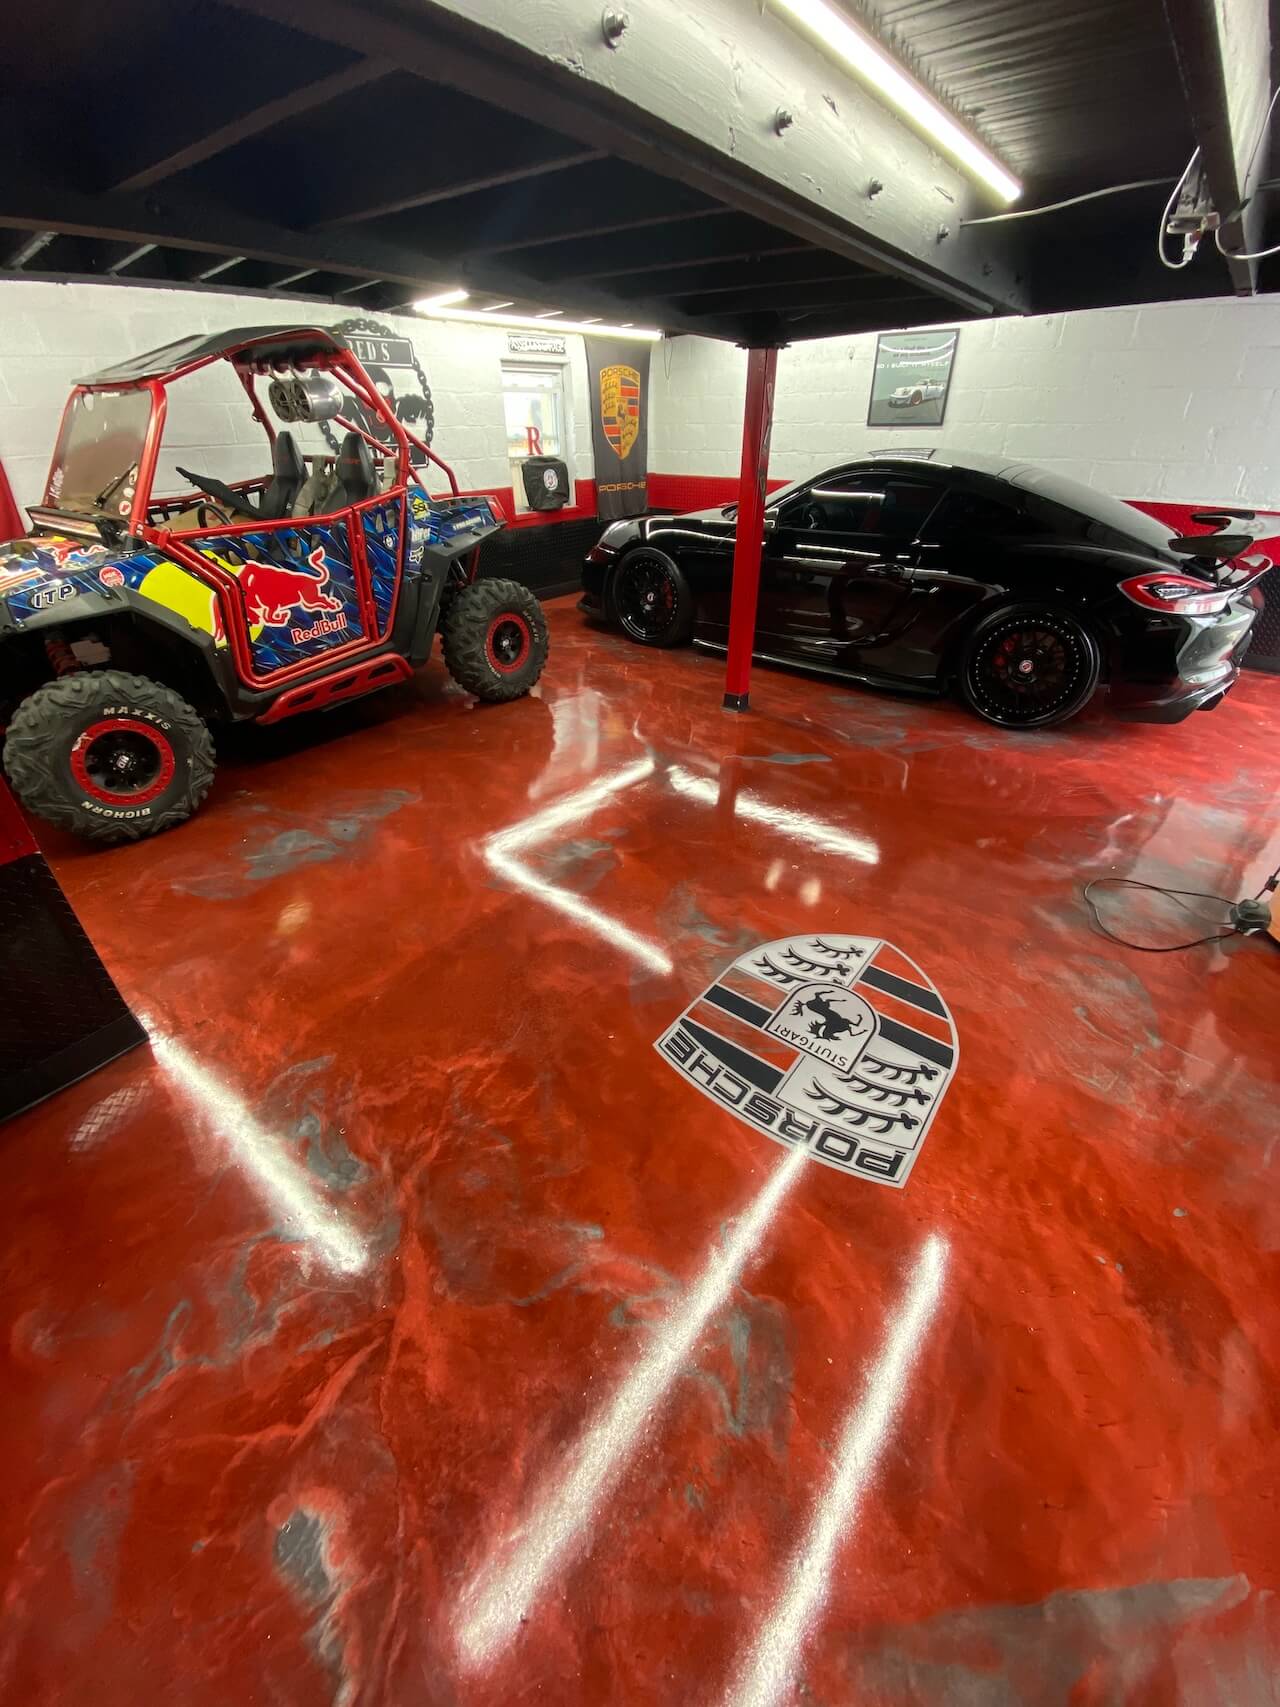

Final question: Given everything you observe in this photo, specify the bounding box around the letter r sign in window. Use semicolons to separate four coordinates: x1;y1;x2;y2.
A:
501;362;568;513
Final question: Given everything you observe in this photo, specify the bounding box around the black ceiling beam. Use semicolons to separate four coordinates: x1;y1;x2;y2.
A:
513;220;808;287
671;268;885;302
679;279;939;316
579;241;814;285
389;161;720;259
316;145;604;229
0;177;713;337
109;58;389;193
745;297;981;343
222;0;1029;319
474;203;727;259
1161;0;1270;294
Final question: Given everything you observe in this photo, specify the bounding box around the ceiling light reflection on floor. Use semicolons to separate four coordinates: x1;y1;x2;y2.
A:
453;1143;811;1669
483;758;673;976
726;1234;949;1707
667;765;880;866
145;1022;369;1278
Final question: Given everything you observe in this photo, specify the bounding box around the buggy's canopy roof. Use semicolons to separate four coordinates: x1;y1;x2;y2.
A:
83;325;350;385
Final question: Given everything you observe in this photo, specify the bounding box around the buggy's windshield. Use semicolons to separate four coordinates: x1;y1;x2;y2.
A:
45;389;153;516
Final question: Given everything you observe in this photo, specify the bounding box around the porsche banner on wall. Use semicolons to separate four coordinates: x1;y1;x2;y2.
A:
586;337;650;520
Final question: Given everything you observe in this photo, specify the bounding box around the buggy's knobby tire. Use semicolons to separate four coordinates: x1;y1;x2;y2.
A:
3;670;215;845
441;578;549;702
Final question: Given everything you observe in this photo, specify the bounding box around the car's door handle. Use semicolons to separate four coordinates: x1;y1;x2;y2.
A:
865;561;910;578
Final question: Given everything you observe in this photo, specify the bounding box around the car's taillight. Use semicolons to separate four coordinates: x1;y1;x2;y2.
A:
1120;573;1232;616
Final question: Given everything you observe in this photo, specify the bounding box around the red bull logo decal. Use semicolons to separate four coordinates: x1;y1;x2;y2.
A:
38;538;109;570
209;543;348;644
241;546;345;627
289;611;348;644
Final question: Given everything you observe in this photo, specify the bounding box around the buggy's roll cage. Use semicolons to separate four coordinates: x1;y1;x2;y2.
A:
46;326;460;537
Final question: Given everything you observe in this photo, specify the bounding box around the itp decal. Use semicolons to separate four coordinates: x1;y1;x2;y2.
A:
656;933;957;1188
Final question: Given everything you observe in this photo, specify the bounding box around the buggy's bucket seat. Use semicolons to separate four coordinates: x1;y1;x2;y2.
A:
337;432;378;504
258;430;307;520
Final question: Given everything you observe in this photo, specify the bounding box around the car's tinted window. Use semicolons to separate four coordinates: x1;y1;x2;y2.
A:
923;489;1032;539
1007;465;1173;551
783;475;941;541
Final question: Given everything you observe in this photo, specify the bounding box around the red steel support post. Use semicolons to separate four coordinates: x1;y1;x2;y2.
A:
723;345;779;711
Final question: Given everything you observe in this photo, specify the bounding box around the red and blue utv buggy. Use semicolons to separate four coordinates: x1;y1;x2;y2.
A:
0;325;548;842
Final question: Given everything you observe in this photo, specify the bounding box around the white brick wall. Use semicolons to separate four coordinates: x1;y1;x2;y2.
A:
5;280;1279;517
649;296;1280;508
0;279;597;512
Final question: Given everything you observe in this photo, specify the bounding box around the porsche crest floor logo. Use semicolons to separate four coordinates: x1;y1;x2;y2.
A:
656;933;957;1188
599;363;641;459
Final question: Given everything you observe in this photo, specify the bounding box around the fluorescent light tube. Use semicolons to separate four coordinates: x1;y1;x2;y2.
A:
771;0;1021;203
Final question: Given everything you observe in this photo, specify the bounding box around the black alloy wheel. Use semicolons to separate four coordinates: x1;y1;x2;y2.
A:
961;607;1101;729
613;548;694;647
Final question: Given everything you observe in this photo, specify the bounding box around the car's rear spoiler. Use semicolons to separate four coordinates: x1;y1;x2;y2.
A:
1160;504;1271;589
1167;532;1255;562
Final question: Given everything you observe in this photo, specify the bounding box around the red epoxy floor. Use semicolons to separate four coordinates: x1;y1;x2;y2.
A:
3;598;1278;1705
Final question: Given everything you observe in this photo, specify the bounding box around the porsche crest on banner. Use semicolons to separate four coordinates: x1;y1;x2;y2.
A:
586;337;650;520
600;364;641;458
656;933;958;1188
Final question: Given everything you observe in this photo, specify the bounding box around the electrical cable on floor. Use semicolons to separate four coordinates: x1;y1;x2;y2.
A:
1083;879;1235;951
958;178;1175;227
1083;862;1279;953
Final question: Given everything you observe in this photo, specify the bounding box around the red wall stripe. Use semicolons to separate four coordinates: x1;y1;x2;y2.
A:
437;475;1280;557
447;478;598;530
648;472;789;512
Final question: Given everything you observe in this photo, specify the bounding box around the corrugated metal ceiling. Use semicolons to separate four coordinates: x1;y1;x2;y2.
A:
858;0;1195;190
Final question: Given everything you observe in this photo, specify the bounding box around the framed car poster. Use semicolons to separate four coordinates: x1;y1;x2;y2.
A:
868;329;959;426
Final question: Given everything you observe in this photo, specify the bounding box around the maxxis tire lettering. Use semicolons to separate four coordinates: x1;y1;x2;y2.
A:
3;669;216;844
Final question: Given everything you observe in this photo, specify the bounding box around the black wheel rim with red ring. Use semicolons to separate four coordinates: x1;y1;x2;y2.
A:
616;552;678;641
485;612;532;674
969;617;1091;726
70;718;176;805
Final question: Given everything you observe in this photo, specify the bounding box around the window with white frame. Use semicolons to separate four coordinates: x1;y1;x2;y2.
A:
501;362;569;510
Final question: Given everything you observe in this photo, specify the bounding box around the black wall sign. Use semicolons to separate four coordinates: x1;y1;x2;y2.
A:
328;317;436;463
586;337;650;520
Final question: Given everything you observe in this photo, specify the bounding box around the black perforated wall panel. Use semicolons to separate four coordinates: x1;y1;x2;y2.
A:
477;518;602;599
1245;567;1280;674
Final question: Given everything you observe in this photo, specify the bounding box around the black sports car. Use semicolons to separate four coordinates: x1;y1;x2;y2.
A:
580;450;1266;727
